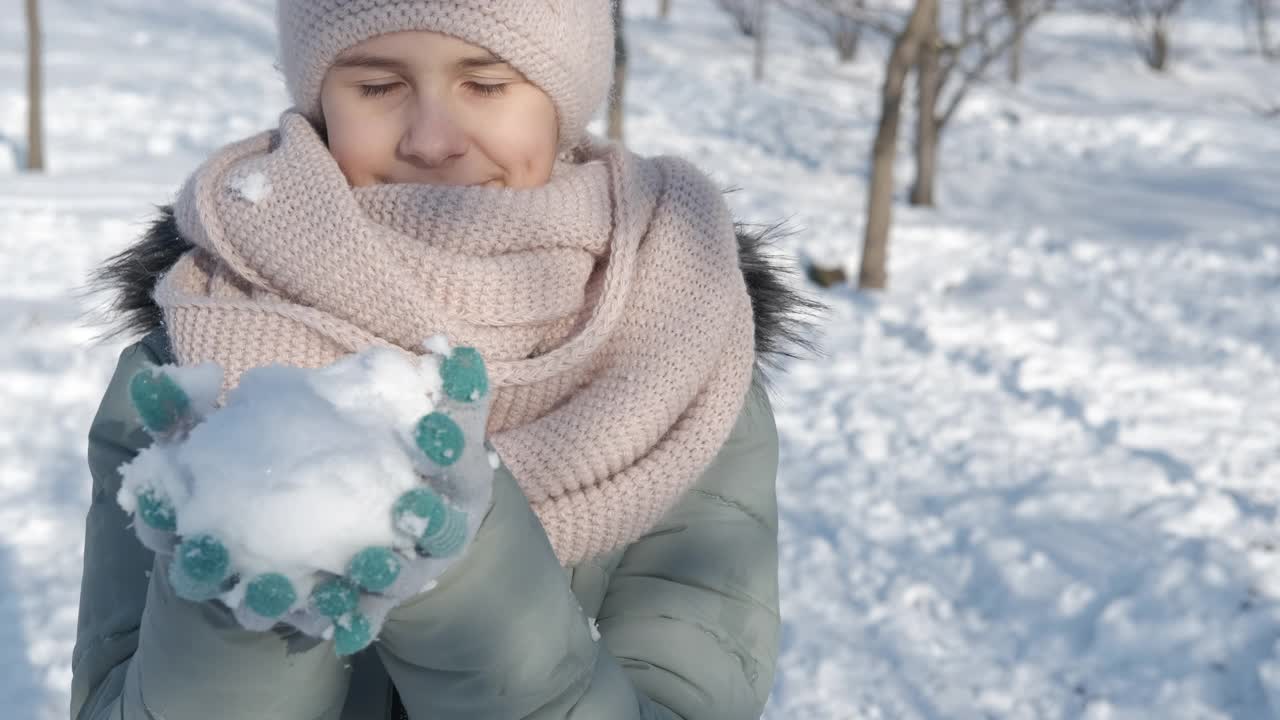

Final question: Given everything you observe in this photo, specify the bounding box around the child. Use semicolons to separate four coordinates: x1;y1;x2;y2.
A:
72;2;813;718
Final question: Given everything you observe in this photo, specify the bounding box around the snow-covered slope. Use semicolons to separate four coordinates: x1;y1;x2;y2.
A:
2;1;1277;718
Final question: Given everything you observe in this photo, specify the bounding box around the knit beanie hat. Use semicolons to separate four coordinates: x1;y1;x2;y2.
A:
276;1;616;149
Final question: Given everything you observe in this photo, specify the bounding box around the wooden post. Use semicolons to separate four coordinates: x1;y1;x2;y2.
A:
25;0;45;171
608;0;628;141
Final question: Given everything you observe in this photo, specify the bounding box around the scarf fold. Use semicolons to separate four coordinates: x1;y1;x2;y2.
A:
157;111;756;566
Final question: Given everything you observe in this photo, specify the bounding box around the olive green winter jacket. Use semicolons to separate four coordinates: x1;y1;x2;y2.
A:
70;327;783;720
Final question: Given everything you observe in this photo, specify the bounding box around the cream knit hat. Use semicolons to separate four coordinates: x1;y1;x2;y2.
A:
276;1;616;148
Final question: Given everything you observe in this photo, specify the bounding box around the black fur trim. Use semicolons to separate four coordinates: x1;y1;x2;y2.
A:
87;205;190;342
734;220;826;391
88;206;826;389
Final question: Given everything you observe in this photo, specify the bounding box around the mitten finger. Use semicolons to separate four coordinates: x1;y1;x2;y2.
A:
130;367;194;437
439;346;489;403
414;412;465;466
136;487;178;532
332;611;374;657
347;547;402;593
119;362;224;554
308;577;375;657
169;534;233;601
244;573;299;619
128;362;221;439
392;487;466;558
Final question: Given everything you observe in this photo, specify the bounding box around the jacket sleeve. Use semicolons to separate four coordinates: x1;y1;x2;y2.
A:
70;336;351;720
376;379;781;720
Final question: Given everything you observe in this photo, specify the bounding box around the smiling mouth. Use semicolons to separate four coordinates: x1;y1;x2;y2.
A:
373;176;502;188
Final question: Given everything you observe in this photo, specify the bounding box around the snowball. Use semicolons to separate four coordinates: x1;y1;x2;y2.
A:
125;348;443;580
164;362;223;416
423;334;453;358
229;171;271;204
116;341;498;657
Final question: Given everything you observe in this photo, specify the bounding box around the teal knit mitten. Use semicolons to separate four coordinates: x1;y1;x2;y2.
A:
117;342;496;657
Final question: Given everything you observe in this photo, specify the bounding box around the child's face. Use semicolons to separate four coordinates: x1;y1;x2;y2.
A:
320;31;560;189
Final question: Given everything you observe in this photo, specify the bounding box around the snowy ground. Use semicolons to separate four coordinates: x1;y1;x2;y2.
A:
2;1;1278;718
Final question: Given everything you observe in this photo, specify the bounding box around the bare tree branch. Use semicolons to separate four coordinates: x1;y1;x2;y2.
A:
778;0;902;38
777;0;869;60
938;0;1055;130
1103;0;1186;70
716;0;762;35
907;0;1054;207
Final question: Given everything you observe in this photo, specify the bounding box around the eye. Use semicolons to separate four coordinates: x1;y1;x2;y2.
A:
359;83;400;98
465;82;509;97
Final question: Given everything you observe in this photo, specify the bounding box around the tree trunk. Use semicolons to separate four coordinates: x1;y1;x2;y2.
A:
25;0;45;172
659;0;671;19
910;2;940;208
860;0;936;291
1254;0;1275;59
608;0;627;141
1008;0;1025;84
835;1;865;63
835;19;860;63
753;0;768;82
1150;23;1169;71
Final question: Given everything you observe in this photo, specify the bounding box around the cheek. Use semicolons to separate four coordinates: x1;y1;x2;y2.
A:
322;97;397;187
328;129;382;187
484;97;558;188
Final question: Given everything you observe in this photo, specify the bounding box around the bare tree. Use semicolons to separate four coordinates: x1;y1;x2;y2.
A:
1244;0;1278;59
1113;0;1187;71
910;0;1055;206
716;0;772;79
811;0;1049;288
717;0;764;35
834;8;864;61
779;0;871;62
754;0;770;81
1006;0;1025;82
609;0;628;141
25;0;45;172
858;0;937;291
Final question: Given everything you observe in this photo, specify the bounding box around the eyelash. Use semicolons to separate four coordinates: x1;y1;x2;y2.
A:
358;82;508;98
466;82;508;97
359;84;397;98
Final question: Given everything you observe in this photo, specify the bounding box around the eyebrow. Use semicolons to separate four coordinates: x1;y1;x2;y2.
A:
331;50;511;74
331;52;411;74
454;52;510;71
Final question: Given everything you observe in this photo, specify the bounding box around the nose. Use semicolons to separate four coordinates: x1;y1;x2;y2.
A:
397;94;468;169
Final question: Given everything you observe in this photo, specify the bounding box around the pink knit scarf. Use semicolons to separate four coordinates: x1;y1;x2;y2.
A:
156;112;756;566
